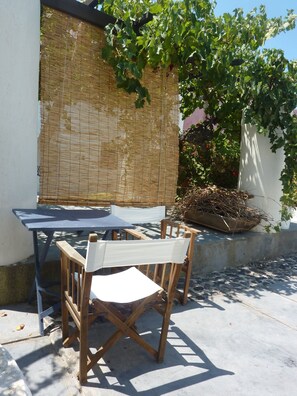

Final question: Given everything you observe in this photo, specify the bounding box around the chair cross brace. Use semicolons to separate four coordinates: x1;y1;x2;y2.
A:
85;292;161;376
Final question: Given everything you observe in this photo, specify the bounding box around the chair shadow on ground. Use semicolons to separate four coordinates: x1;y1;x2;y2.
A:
62;307;234;395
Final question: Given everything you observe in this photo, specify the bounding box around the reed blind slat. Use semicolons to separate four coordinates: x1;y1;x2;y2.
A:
39;7;179;206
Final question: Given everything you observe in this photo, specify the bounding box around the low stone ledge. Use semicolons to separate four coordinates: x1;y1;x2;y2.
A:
0;259;60;306
192;224;297;275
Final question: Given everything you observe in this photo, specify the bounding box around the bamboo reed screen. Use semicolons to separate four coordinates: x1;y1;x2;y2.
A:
39;7;180;207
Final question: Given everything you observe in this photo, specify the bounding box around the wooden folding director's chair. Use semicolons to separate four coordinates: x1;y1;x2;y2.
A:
161;220;199;305
110;205;199;304
56;230;190;384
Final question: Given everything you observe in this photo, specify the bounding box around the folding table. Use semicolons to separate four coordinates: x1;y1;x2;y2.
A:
12;208;134;335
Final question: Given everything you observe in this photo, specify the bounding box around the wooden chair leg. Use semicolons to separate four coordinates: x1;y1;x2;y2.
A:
158;264;182;361
181;259;192;305
60;255;69;342
78;317;89;384
61;295;69;343
157;303;173;363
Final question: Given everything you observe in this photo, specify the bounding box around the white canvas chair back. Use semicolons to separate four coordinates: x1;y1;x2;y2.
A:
85;237;190;272
110;205;166;224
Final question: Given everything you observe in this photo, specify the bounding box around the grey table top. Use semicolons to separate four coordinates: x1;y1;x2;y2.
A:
12;208;134;232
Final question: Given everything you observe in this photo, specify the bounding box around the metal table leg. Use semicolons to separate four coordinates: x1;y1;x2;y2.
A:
29;231;54;303
32;230;57;336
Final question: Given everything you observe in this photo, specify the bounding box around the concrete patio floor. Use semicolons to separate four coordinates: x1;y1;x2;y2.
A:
1;256;297;396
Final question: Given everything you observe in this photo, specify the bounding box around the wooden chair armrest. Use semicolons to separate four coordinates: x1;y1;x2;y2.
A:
123;228;151;240
161;219;201;235
56;240;86;267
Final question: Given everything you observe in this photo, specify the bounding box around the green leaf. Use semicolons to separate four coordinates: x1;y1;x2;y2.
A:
101;0;297;207
149;3;163;14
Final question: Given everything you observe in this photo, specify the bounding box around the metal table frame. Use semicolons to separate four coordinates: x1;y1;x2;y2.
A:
12;208;134;335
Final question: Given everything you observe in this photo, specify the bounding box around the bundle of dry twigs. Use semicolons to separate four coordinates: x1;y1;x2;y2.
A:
173;186;266;222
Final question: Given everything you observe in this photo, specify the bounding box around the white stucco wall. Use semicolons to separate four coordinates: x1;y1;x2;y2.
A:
0;0;40;265
238;124;285;231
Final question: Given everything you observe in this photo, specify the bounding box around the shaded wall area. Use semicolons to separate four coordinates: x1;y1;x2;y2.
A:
0;0;39;266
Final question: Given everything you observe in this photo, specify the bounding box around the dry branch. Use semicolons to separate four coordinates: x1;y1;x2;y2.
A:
173;186;266;222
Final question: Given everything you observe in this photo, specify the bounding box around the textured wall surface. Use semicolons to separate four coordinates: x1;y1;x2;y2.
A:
0;0;39;265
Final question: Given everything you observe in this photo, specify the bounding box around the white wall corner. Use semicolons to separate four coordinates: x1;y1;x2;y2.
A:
0;0;40;265
238;123;285;232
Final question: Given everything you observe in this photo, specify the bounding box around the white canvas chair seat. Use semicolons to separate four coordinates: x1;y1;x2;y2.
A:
57;229;191;384
90;267;162;303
